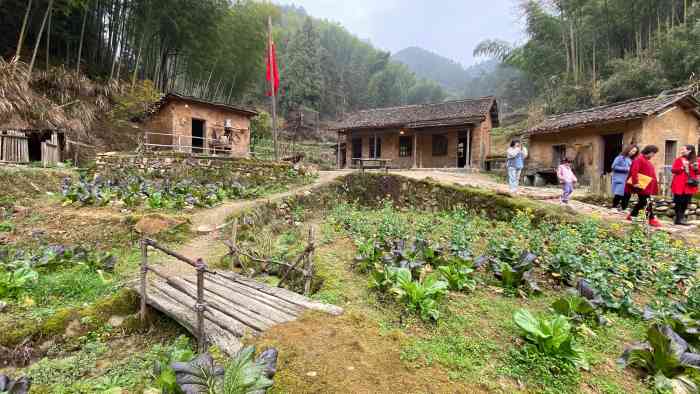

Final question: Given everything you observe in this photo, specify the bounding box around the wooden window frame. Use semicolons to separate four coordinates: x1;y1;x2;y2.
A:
399;136;412;157
432;134;448;157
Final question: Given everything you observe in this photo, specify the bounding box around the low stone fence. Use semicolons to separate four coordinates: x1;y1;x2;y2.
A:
95;152;305;185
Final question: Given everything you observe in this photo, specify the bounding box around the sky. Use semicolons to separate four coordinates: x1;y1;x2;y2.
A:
277;0;525;67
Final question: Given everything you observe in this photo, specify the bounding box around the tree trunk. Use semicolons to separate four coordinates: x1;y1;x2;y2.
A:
45;6;51;70
76;2;89;74
131;29;146;90
28;0;54;79
15;0;34;61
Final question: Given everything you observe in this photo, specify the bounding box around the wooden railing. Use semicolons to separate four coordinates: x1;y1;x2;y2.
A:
223;219;316;295
590;171;673;197
139;238;211;351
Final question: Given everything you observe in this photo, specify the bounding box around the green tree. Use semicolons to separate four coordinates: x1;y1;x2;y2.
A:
279;16;323;114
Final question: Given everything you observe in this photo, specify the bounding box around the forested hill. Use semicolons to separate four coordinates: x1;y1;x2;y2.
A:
392;47;471;94
392;46;533;113
0;1;449;126
272;5;447;120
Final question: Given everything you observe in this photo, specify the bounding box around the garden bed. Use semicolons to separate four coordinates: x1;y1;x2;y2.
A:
2;172;700;392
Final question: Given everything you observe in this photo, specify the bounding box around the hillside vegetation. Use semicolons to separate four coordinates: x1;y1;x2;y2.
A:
475;0;700;115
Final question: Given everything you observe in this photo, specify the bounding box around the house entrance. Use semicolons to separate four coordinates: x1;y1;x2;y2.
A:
192;119;205;153
602;133;624;174
457;130;471;168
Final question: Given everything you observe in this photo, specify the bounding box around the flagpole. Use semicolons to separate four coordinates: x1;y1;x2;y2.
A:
268;16;278;161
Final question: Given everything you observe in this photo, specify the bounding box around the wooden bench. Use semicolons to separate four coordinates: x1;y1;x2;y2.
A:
353;158;391;173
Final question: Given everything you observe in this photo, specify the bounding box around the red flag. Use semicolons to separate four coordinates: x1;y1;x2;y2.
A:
266;39;279;97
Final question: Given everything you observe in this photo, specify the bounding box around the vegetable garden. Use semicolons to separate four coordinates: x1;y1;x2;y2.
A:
2;170;700;393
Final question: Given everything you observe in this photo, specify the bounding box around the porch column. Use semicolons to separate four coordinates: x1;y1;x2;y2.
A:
466;129;471;168
336;131;341;169
413;132;418;168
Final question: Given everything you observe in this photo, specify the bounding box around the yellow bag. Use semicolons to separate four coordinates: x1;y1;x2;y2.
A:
627;173;653;189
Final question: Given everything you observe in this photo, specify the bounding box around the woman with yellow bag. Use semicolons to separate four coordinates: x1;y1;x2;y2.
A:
625;145;661;227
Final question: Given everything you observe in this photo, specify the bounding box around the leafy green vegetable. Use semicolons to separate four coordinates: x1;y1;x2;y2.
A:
170;346;277;394
619;324;700;393
513;309;589;370
0;263;38;299
391;268;448;321
490;252;540;296
152;336;195;393
551;294;607;328
437;264;476;292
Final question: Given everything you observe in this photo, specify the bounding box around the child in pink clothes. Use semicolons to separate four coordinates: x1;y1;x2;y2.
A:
557;158;577;204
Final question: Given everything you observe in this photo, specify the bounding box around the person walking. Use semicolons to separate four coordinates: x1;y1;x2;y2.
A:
557;158;577;204
611;144;639;211
626;145;661;227
506;140;528;194
670;145;700;225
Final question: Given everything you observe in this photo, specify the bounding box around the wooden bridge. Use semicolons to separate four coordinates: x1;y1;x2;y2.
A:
136;238;343;354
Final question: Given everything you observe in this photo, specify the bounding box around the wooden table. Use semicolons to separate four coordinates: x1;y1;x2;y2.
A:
353;158;391;173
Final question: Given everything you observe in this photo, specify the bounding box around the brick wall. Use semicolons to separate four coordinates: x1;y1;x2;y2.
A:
144;99;252;157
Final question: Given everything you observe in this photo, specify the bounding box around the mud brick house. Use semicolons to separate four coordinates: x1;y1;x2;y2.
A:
524;89;700;186
331;97;500;169
135;93;258;157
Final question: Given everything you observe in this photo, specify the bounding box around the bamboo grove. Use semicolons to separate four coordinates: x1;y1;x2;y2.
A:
475;0;700;115
0;1;448;120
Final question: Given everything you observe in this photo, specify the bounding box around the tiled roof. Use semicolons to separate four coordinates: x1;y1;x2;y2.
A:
133;93;258;122
527;90;700;135
330;97;499;131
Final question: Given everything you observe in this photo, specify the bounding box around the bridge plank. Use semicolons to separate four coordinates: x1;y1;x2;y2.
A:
145;284;243;354
152;280;250;337
204;273;304;317
217;271;344;315
171;277;277;331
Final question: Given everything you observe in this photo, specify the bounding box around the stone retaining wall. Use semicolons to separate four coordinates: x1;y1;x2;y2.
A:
95;152;302;185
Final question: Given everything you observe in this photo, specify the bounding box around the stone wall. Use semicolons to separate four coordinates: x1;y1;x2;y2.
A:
95;152;300;185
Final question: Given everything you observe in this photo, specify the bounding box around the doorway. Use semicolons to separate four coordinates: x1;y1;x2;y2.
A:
457;130;471;168
602;133;624;174
192;119;205;153
351;137;362;166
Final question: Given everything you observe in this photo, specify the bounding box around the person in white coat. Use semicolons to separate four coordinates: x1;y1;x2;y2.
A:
506;140;528;194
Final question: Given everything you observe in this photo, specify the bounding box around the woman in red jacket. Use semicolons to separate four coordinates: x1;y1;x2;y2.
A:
626;145;661;227
670;145;700;225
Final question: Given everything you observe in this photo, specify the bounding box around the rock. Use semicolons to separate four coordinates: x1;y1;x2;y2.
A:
107;315;126;328
64;320;82;338
0;302;6;313
655;206;669;212
690;204;698;210
134;214;185;236
306;371;317;377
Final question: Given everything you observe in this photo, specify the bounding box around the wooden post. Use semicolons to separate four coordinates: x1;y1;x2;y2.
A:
303;227;315;295
268;16;279;161
195;258;207;352
230;218;239;271
413;133;418;168
139;238;148;322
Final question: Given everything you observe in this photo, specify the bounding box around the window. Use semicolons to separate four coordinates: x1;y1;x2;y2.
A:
399;136;412;157
552;144;566;167
432;135;448;156
665;140;677;167
351;138;362;159
369;136;382;158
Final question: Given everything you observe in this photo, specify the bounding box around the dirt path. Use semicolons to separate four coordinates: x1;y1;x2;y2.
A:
152;170;351;277
190;170;351;233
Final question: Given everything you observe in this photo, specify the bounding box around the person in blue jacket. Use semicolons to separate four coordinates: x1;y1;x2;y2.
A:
611;144;639;210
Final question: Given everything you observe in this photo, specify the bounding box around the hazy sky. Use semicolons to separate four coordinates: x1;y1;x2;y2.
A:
277;0;525;67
